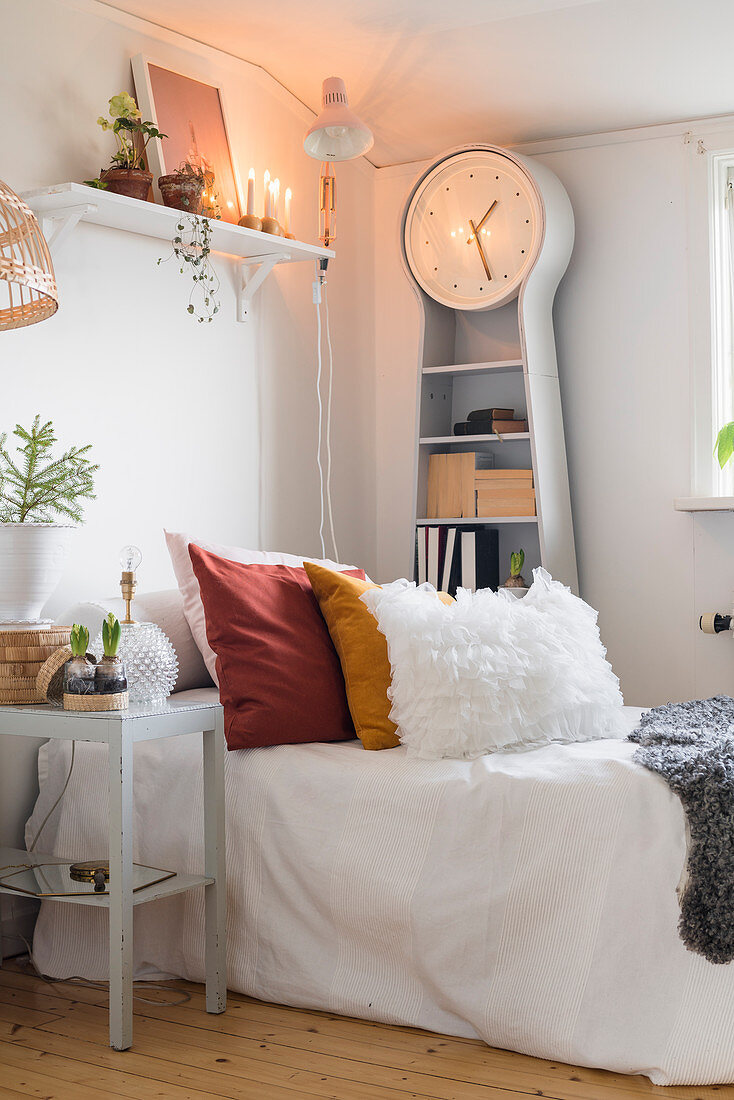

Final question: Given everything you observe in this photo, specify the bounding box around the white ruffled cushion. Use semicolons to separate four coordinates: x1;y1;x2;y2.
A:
360;568;625;759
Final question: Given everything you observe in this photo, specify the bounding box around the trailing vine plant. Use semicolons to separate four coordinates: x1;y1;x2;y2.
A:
158;215;221;323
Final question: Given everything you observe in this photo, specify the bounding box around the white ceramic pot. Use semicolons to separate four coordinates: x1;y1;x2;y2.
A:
0;523;74;622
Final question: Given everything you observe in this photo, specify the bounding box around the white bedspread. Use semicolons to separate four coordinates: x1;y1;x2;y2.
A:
26;694;734;1086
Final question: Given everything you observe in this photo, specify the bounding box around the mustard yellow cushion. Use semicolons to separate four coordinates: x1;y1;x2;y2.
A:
305;562;452;751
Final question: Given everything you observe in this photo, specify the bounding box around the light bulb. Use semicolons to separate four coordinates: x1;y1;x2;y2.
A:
119;545;142;573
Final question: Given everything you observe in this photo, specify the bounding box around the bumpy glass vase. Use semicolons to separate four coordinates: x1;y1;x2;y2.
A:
92;621;178;706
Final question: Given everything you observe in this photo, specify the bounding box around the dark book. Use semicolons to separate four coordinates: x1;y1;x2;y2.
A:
453;419;496;436
445;524;499;595
475;526;500;591
467;407;514;421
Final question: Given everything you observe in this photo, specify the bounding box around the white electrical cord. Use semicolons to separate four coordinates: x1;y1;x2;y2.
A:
323;285;339;562
6;740;189;1007
26;741;75;853
314;293;327;558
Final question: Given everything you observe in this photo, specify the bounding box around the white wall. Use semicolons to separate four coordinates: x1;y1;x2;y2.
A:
373;126;734;708
0;0;375;853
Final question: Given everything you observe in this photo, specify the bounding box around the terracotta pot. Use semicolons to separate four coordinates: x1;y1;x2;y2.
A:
100;168;152;202
158;173;204;214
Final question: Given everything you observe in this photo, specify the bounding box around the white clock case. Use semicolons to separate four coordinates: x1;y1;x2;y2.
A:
400;144;579;592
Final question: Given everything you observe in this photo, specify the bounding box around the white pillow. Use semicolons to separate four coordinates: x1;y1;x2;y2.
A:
361;568;625;759
165;529;361;683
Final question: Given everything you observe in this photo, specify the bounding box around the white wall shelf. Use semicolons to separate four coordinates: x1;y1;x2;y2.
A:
22;183;334;322
422;359;524;378
420;433;530;445
674;496;734;512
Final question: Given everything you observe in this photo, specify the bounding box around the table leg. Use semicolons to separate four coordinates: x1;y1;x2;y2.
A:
203;713;226;1013
108;723;133;1050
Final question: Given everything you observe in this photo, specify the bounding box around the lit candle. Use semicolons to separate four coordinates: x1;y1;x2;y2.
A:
273;178;280;222
264;170;271;217
247;168;255;216
284;187;292;235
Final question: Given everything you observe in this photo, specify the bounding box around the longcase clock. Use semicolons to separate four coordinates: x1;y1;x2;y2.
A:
401;144;578;591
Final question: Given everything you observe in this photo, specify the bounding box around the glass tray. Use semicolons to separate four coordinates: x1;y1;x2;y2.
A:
0;860;176;897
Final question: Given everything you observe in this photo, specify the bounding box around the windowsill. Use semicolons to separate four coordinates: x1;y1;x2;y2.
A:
673;496;734;512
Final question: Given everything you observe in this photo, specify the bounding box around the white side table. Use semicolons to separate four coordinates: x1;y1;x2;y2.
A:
0;699;226;1050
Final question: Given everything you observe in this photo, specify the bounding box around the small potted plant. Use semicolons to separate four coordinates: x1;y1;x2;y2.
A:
95;613;127;695
715;422;734;470
94;93;166;201
63;625;96;695
501;549;528;596
0;416;98;622
158;160;206;214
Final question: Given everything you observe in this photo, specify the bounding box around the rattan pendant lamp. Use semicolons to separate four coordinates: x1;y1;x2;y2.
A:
0;180;58;330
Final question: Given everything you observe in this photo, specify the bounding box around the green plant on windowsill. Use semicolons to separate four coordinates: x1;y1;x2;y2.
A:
715;423;734;470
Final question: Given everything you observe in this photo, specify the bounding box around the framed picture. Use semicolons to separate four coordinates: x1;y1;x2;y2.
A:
132;55;242;223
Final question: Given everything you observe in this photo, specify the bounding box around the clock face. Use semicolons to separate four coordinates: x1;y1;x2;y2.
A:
404;150;543;310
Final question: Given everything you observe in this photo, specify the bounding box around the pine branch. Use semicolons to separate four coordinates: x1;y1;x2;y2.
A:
0;415;98;524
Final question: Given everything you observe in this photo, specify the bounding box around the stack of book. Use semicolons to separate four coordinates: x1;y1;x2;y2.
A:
416;526;499;594
475;469;535;517
454;408;528;436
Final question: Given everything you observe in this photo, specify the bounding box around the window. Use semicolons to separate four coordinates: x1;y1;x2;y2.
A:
709;150;734;496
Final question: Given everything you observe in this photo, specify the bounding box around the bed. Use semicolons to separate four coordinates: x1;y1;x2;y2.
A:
25;685;734;1086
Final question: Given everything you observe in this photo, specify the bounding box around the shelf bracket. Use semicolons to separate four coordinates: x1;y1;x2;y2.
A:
41;203;96;256
237;252;291;322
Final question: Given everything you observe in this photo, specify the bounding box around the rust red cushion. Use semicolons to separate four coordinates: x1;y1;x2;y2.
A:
189;544;364;749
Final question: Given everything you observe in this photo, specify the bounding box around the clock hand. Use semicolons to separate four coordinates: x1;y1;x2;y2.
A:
467;199;498;243
469;219;492;281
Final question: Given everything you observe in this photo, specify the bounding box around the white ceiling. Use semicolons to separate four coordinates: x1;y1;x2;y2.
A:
102;0;734;167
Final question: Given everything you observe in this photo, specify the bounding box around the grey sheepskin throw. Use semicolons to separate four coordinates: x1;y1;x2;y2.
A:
628;696;734;965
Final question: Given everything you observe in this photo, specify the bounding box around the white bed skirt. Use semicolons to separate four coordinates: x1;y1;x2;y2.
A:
25;695;734;1086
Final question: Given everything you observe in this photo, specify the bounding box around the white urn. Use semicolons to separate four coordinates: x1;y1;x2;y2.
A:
0;523;74;623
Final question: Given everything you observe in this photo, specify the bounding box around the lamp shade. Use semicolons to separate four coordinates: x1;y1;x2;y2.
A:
304;77;373;162
0;180;58;331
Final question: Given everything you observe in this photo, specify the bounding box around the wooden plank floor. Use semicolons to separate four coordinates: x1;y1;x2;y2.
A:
0;962;732;1100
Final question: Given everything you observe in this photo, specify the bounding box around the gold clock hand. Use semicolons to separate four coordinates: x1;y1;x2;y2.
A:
467;199;498;243
469;219;492;281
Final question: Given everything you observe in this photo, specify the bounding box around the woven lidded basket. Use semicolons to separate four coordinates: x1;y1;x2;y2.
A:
36;646;71;706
